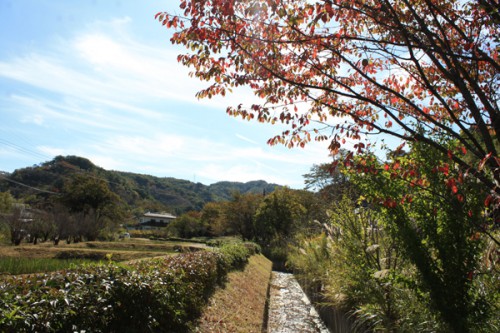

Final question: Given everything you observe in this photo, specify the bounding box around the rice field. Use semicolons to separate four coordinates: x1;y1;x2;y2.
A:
0;238;208;275
0;257;96;275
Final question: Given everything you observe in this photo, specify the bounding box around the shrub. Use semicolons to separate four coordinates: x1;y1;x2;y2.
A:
288;196;446;332
243;241;261;255
0;249;244;333
217;241;251;270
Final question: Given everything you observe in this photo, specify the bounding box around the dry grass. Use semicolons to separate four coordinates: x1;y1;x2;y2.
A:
195;254;273;333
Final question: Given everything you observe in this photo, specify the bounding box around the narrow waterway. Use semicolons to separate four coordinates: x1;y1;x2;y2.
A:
268;272;330;333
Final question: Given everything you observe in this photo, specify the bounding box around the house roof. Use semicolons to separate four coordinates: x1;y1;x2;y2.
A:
142;212;176;219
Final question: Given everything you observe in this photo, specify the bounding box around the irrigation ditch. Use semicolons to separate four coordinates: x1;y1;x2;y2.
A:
267;270;362;333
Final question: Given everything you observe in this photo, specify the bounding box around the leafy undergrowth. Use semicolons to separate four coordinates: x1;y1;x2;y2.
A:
194;254;273;333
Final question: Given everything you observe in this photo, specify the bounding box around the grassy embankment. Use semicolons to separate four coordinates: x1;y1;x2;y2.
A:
195;254;273;333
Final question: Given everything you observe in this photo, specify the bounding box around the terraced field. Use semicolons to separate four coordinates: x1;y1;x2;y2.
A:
0;238;207;274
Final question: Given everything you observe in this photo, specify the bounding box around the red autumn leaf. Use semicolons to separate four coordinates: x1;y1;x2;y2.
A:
158;0;500;209
439;164;449;176
478;152;493;171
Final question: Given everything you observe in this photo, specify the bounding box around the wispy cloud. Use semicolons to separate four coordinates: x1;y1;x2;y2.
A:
0;15;334;187
236;134;259;145
37;146;68;157
11;94;120;130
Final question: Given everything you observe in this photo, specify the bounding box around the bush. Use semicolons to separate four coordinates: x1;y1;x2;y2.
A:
217;241;251;270
0;250;243;333
205;236;242;248
243;241;261;255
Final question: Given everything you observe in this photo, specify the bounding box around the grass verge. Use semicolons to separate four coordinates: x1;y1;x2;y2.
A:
194;254;273;333
0;257;95;275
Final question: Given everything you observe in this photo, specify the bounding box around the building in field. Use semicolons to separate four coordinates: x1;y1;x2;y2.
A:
138;211;176;229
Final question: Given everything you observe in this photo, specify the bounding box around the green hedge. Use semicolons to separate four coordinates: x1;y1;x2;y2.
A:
218;242;251;270
0;246;252;333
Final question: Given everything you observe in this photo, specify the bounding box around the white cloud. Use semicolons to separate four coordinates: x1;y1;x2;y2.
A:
75;34;127;67
197;163;289;185
0;16;338;187
21;113;45;126
236;134;259;145
0;16;286;127
100;134;186;158
85;154;125;171
37;146;67;157
9;94;123;131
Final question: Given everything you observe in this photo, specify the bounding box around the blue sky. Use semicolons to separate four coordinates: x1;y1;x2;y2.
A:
0;0;334;188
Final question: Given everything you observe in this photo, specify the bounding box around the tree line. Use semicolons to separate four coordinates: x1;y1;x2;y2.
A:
0;174;124;245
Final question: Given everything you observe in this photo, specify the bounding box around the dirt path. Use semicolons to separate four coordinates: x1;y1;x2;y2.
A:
267;272;329;333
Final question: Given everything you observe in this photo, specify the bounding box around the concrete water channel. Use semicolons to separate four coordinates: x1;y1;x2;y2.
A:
268;272;330;333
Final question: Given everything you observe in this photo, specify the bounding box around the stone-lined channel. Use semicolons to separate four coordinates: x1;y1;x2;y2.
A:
267;272;330;333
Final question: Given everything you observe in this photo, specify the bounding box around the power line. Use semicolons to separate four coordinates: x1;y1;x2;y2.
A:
0;138;50;160
0;135;127;190
0;174;61;195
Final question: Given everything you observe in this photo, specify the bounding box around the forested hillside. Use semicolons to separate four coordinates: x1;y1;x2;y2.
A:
0;155;280;214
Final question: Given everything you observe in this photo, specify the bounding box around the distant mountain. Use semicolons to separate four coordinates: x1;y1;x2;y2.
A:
0;155;281;214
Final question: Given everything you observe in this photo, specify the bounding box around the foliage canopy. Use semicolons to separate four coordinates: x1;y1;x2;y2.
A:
158;0;500;207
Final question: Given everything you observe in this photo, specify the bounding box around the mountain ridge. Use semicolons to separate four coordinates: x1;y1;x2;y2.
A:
0;155;282;214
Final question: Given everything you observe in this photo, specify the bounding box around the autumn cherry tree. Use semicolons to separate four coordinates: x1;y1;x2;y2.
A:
157;3;499;329
157;1;499;214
